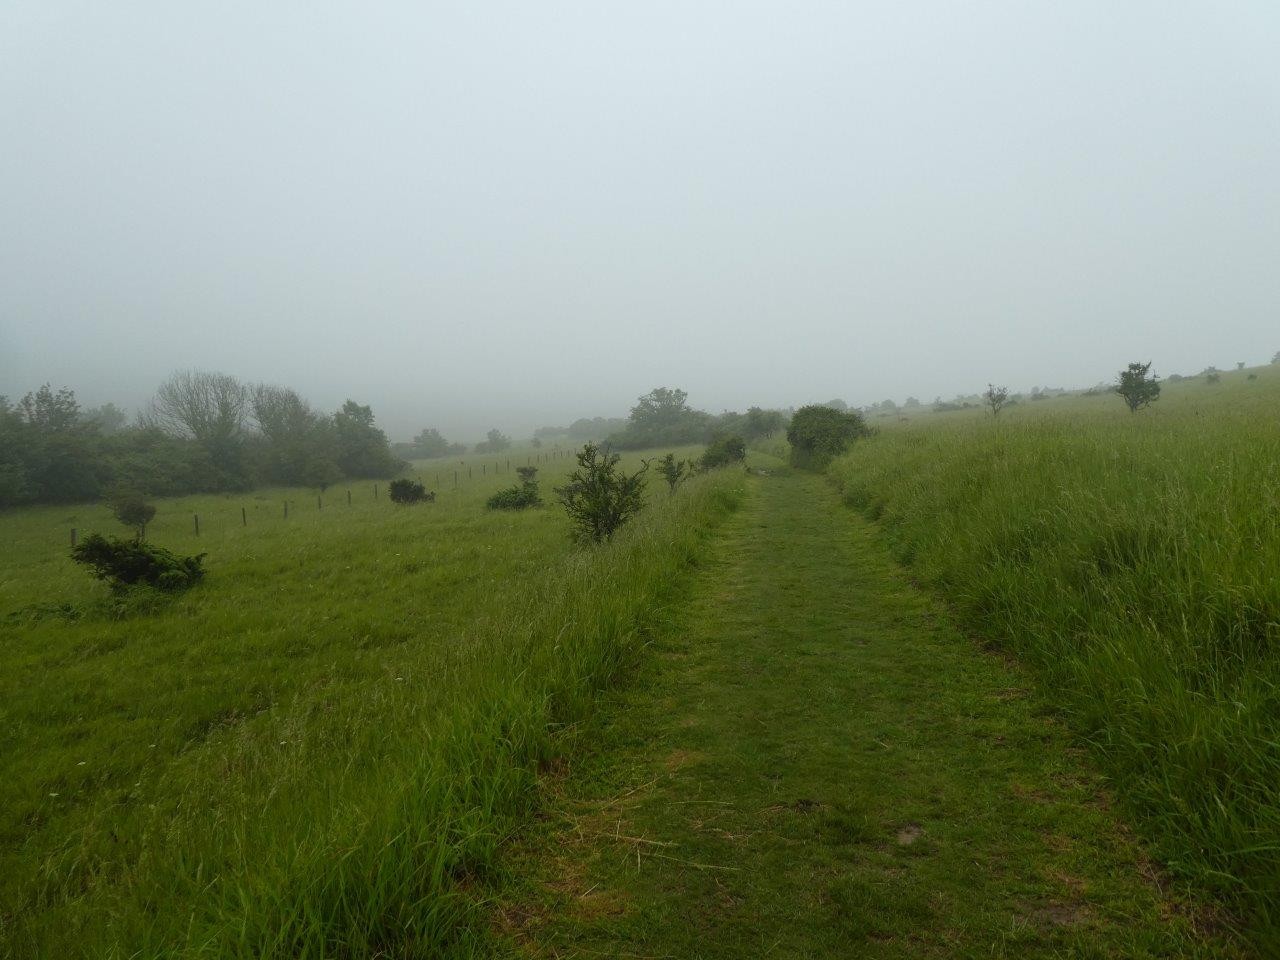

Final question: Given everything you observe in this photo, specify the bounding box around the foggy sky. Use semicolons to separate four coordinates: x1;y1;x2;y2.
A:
3;2;1278;441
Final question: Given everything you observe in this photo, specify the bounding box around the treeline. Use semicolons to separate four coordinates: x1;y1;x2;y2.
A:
0;371;404;508
605;388;787;450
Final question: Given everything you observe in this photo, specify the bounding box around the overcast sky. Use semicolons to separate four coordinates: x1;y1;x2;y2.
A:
2;2;1278;440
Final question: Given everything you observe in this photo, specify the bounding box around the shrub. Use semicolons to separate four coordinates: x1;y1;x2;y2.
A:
487;467;541;510
786;405;868;469
1115;361;1161;413
555;443;647;543
700;435;746;470
71;534;205;593
110;493;156;538
388;478;433;504
982;383;1010;417
652;453;691;494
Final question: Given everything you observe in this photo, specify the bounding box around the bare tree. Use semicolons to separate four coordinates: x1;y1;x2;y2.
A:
147;371;249;479
148;370;248;441
983;384;1010;418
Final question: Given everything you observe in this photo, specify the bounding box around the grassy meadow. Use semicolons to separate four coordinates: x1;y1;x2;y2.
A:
0;446;743;957
829;362;1280;943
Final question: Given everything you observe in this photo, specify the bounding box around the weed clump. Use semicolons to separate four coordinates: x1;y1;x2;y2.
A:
388;478;434;504
487;466;542;510
71;533;205;593
556;443;647;543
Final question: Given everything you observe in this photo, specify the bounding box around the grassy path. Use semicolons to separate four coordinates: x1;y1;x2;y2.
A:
496;466;1242;958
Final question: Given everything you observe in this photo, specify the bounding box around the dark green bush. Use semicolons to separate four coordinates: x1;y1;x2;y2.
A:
786;405;869;469
388;478;433;504
652;453;691;494
700;436;746;470
555;443;647;543
71;534;205;593
109;493;156;537
487;467;541;510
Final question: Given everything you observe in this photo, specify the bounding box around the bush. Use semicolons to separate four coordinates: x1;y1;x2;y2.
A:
700;435;746;470
388;478;433;504
487;467;541;510
652;453;691;494
786;405;869;469
71;534;205;593
555;443;647;543
110;494;156;538
1115;361;1161;413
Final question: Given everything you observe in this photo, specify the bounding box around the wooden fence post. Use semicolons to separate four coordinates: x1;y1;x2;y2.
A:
347;489;352;506
194;514;200;536
242;506;247;526
71;527;77;547
284;500;288;519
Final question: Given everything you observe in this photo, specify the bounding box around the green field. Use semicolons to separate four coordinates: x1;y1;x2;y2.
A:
5;367;1279;956
0;447;744;957
830;363;1280;943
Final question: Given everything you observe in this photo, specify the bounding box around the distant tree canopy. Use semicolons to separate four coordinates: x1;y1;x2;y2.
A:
474;428;512;454
786;404;869;469
394;428;466;460
1115;362;1161;414
608;388;787;450
0;373;406;508
534;417;629;443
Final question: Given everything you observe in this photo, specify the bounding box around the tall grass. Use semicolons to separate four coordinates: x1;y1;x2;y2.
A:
1;457;743;957
829;368;1280;943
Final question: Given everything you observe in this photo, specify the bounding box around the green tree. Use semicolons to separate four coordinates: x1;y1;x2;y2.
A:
9;385;106;503
333;400;403;478
741;406;786;440
555;443;648;543
1115;362;1161;413
786;405;868;469
651;453;691;494
251;384;342;486
409;428;452;458
474;429;512;454
983;384;1010;418
610;387;712;448
701;435;747;469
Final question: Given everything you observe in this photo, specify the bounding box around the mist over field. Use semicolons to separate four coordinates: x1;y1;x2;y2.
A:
3;1;1278;439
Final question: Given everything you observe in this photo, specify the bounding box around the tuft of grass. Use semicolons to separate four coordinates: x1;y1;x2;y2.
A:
0;448;740;957
828;363;1280;947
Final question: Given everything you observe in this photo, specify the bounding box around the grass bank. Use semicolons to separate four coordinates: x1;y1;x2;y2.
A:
0;453;743;957
828;367;1280;946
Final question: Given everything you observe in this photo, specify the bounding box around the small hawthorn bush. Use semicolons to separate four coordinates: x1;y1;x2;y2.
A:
556;443;647;543
388;478;432;504
700;435;746;470
487;467;542;510
787;405;869;469
110;494;156;539
71;534;205;594
653;453;691;494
